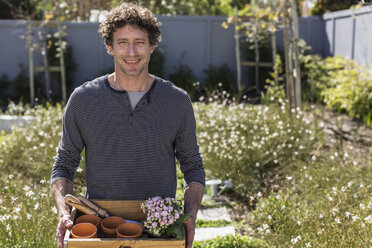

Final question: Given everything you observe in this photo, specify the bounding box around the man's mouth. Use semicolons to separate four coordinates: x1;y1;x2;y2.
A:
124;58;141;64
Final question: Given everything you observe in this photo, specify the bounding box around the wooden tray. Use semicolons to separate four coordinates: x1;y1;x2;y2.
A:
64;200;185;248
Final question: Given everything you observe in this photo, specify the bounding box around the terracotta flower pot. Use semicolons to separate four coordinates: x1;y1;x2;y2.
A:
116;223;143;238
76;214;101;228
71;223;97;239
101;216;126;238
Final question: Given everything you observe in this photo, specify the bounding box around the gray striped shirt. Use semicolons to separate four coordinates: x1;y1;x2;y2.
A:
51;75;205;200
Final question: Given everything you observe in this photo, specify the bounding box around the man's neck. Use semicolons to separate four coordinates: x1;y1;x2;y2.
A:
108;71;153;92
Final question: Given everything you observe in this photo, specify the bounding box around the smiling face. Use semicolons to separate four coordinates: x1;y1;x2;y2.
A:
106;25;155;78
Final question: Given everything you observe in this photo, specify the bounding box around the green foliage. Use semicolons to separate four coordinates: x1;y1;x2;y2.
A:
149;46;166;78
196;219;231;228
111;0;239;16
0;74;10;106
0;103;86;190
169;52;197;100
202;64;236;96
46;35;76;98
163;213;189;239
0;0;43;19
300;53;326;103
321;62;372;126
195;101;318;199
311;0;361;16
0;174;57;247
243;149;372;247
301;54;372;126
263;54;285;104
193;234;268;248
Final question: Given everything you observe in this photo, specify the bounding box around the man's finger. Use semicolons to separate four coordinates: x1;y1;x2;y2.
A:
64;218;73;228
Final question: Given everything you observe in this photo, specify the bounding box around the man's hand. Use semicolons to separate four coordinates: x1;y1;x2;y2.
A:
185;215;196;248
184;182;205;248
56;213;73;248
51;178;74;248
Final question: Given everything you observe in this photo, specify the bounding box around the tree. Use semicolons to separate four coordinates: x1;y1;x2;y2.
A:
311;0;369;15
225;0;303;108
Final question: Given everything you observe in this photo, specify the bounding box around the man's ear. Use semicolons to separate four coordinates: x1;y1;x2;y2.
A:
106;44;113;56
150;45;155;54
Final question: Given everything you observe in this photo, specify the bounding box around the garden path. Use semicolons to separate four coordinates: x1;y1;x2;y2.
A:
194;197;235;241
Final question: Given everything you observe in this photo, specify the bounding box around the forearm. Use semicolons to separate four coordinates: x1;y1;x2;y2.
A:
51;177;74;217
184;182;205;221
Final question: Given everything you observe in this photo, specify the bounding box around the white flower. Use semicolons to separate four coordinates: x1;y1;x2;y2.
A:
347;182;353;188
268;215;272;220
360;203;366;210
352;215;360;222
332;207;339;215
8;174;14;179
286;176;293;181
335;218;341;224
291;235;302;244
345;211;352;218
364;215;372;223
319;213;324;219
361;222;366;228
305;242;312;247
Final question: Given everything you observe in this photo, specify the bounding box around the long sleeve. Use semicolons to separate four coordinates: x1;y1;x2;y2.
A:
51;90;84;185
175;95;205;187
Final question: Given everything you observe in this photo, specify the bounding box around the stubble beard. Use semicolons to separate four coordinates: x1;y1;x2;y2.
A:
120;64;145;77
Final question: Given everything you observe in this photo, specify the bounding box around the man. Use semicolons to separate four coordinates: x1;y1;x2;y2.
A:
51;2;205;248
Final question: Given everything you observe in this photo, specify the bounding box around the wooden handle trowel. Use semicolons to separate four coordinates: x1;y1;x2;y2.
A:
64;194;97;216
76;195;109;218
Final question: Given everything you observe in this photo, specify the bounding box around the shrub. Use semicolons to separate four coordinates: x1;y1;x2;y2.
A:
301;54;372;126
195;101;318;199
193;234;268;248
169;52;197;100
149;46;166;78
321;61;372;126
202;64;236;97
242;149;372;247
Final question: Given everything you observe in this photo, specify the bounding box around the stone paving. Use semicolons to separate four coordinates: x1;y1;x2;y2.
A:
194;206;235;241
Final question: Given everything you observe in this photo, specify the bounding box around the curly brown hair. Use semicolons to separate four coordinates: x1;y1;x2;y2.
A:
99;2;161;47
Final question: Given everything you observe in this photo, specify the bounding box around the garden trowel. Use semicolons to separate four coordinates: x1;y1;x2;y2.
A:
64;194;109;218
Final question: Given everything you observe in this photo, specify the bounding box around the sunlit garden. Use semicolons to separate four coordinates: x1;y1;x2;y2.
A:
1;0;372;248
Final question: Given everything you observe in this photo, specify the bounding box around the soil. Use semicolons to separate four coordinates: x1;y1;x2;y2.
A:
305;104;372;156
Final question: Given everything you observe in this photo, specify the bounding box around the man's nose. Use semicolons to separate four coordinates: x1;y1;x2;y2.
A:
127;43;138;56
